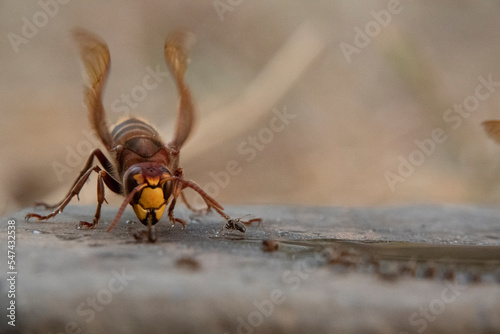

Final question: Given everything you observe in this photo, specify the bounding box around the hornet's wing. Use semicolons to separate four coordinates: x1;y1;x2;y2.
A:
164;31;196;150
483;120;500;144
73;28;113;150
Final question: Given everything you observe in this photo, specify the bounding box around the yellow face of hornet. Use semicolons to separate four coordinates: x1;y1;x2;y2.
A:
124;165;172;226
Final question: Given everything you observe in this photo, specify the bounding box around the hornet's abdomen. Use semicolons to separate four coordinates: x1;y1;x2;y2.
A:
111;117;171;178
111;117;164;152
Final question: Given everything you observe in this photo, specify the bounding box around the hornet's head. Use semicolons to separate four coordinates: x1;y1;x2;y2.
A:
123;163;173;226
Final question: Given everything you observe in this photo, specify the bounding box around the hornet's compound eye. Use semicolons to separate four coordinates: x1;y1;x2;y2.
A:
124;167;143;195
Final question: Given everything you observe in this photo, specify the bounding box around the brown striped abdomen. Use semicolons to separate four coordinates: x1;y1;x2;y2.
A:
111;117;171;177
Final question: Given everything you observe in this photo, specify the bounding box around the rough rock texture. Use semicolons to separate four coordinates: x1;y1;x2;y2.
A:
1;204;500;334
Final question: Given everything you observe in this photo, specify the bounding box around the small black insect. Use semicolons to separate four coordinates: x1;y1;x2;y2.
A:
221;215;262;233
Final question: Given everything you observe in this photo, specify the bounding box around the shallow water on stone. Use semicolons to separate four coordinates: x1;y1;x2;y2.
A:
239;238;500;284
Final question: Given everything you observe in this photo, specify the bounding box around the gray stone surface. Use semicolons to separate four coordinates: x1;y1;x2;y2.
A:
1;204;500;334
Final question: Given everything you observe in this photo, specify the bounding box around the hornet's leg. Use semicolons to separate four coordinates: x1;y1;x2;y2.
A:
164;168;229;224
179;180;229;220
78;169;122;229
35;148;119;209
167;174;187;227
179;191;209;214
176;176;263;233
26;156;121;226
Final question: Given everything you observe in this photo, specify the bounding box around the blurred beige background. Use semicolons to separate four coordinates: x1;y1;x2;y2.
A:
3;1;500;216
